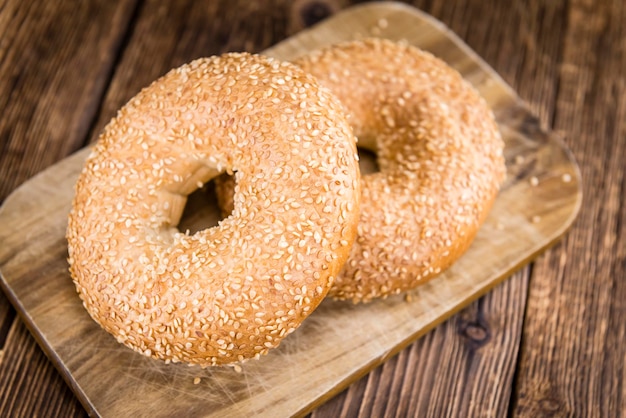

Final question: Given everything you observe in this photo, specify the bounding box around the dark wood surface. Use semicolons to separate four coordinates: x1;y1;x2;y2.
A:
0;0;622;416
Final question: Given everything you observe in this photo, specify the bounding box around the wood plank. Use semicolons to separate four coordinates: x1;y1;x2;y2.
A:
313;269;529;417
0;292;15;353
0;0;140;202
0;3;582;417
513;0;626;415
0;319;86;417
0;0;137;416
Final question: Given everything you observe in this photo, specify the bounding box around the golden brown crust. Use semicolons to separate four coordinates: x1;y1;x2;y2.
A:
298;39;505;302
217;39;506;302
66;53;361;366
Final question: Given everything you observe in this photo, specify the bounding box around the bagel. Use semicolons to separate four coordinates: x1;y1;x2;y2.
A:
66;53;361;366
217;39;506;302
300;39;506;301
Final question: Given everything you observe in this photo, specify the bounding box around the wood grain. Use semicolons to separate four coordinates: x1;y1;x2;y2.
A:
0;0;140;202
310;1;540;416
513;0;626;415
312;269;529;418
2;0;623;416
0;0;138;416
86;0;294;147
0;3;581;417
0;319;85;417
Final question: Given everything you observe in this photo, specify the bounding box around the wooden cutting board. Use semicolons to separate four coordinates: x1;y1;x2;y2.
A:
0;3;582;417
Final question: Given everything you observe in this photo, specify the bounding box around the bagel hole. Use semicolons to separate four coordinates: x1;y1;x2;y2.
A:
358;146;380;174
176;149;377;234
177;175;232;234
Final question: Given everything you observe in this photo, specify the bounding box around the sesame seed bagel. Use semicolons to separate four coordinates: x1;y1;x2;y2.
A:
66;53;361;366
299;39;506;302
217;39;505;302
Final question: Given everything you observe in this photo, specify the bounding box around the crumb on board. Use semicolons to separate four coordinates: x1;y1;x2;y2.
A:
377;18;388;29
193;377;201;385
529;176;539;186
233;364;243;373
562;173;572;183
515;155;525;164
404;293;413;302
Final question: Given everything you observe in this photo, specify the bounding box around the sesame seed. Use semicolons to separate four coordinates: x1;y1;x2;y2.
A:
290;38;505;302
66;52;361;366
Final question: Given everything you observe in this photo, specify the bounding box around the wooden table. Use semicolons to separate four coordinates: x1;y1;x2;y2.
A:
0;0;623;416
